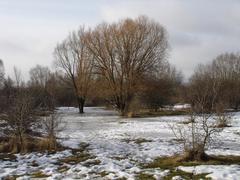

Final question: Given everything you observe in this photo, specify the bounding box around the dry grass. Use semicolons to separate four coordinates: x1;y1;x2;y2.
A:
133;109;187;118
0;136;64;154
144;154;240;170
122;138;152;145
135;172;155;180
30;171;50;178
58;142;96;165
142;154;240;180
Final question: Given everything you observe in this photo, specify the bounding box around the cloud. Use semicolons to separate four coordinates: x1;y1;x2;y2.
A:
100;0;240;78
1;0;240;80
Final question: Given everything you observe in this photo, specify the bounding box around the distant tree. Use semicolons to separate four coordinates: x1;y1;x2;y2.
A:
141;63;182;111
29;65;54;110
29;65;51;87
85;16;168;116
187;64;221;112
13;66;23;88
0;59;4;88
54;27;94;113
211;53;240;110
186;53;240;111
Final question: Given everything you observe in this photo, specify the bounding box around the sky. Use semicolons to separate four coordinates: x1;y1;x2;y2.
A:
1;0;240;79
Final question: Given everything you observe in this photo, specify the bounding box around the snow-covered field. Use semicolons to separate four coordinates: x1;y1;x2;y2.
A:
0;107;240;179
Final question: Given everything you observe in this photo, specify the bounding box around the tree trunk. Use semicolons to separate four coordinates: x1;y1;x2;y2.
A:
182;148;209;161
119;104;130;117
77;97;85;114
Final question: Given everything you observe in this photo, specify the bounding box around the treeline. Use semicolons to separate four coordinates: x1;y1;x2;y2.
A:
184;52;240;113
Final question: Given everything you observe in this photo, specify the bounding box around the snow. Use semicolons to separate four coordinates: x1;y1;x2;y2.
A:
178;165;240;180
173;104;191;110
0;107;240;179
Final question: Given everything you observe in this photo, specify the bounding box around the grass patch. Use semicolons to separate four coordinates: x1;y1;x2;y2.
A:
76;142;90;152
58;142;95;165
57;165;70;173
135;138;153;144
143;154;240;179
133;110;187;118
116;177;127;180
0;136;64;154
144;154;240;169
111;155;127;161
30;171;50;178
59;151;93;165
163;170;211;180
2;175;21;180
0;153;17;161
122;138;152;144
135;172;155;180
83;159;101;167
99;171;109;177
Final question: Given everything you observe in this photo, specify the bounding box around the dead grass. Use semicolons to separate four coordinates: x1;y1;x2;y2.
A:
59;152;93;165
57;165;70;173
58;142;95;165
0;153;17;161
122;138;152;144
144;154;240;170
83;159;101;167
135;172;155;180
99;171;109;177
30;171;50;178
142;154;240;179
162;170;211;180
133;110;187;118
2;176;20;180
0;136;64;154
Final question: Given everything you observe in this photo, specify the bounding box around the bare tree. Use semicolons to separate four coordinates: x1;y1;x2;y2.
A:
187;64;221;112
13;66;23;88
29;65;55;110
141;63;182;111
211;53;240;110
172;62;231;161
0;59;4;88
29;65;51;87
42;113;63;150
3;91;36;152
85;16;168;116
170;110;226;161
54;27;94;113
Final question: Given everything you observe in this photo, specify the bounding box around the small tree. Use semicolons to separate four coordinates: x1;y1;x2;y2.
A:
172;63;231;161
3;91;37;152
42;113;63;150
0;59;4;88
171;110;227;161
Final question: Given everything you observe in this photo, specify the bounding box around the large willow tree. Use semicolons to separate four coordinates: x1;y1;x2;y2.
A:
85;16;168;116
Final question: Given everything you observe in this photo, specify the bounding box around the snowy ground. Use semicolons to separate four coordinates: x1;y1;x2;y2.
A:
0;107;240;179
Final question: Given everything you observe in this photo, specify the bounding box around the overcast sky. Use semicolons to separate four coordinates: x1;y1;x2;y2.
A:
1;0;240;79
